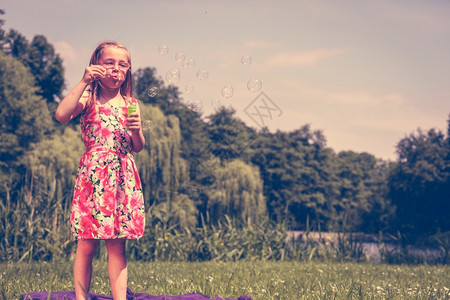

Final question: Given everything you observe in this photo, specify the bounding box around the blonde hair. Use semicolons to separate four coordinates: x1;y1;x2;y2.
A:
87;41;133;107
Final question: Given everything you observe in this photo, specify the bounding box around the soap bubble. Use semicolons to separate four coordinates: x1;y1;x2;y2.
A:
165;69;181;84
183;59;196;69
247;79;262;93
196;69;209;80
185;84;195;94
241;55;252;66
142;120;152;131
221;85;234;98
185;99;203;112
175;52;186;64
147;87;160;97
158;45;169;55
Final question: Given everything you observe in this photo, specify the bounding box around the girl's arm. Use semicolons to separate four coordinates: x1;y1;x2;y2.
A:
128;102;146;153
55;65;105;123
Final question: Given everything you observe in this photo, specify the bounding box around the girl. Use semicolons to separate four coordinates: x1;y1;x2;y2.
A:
55;41;145;300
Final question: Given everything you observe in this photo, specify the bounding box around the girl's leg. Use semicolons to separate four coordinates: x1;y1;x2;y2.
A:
73;239;100;300
105;238;127;300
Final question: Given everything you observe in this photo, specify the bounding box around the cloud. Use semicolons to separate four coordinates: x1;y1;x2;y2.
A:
265;48;352;67
244;40;284;49
376;1;448;27
322;91;406;106
291;81;406;106
53;41;79;62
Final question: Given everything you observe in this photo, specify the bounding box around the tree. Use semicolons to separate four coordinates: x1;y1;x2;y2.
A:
26;35;65;104
23;127;84;209
251;125;340;230
0;51;53;164
206;159;266;223
389;127;450;241
2;29;28;60
336;151;393;232
1;30;65;105
134;103;197;228
0;51;55;218
207;107;256;163
133;66;210;185
0;10;6;50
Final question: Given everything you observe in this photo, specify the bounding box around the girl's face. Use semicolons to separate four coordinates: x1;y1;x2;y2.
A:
98;46;130;89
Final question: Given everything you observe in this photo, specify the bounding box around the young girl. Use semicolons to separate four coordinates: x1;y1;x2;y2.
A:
55;41;145;300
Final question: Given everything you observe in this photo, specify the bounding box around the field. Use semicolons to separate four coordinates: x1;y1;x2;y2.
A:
1;259;449;299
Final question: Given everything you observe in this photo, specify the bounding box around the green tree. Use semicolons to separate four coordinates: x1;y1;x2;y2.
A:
388;126;450;241
0;10;6;51
24;127;84;203
1;29;65;106
251;126;339;230
134;103;197;228
2;29;28;60
133;66;209;187
0;51;53;165
206;159;266;223
26;35;65;104
336;151;393;232
207;107;256;163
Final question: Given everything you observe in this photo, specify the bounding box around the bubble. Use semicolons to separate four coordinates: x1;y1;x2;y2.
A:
147;87;160;97
175;52;186;64
247;79;262;93
158;45;169;55
185;99;203;113
165;69;181;84
211;98;222;111
241;55;252;66
196;69;209;80
185;84;195;94
142;120;152;131
221;85;234;98
183;59;196;69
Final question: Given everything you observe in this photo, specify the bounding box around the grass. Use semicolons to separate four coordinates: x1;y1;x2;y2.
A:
1;259;449;299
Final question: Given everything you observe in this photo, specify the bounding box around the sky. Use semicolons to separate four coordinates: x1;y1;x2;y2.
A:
2;0;449;160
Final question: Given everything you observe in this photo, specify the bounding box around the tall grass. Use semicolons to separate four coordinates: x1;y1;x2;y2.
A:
1;172;448;265
0;172;75;263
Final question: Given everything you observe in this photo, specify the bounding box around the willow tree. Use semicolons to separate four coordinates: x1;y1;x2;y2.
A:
206;159;266;224
134;104;197;228
9;128;85;260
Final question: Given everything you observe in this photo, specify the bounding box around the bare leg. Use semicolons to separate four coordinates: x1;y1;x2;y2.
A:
73;239;100;300
105;239;127;300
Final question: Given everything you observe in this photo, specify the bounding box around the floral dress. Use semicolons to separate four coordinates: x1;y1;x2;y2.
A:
70;98;145;240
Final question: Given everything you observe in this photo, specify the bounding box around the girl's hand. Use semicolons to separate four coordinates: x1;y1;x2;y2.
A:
127;113;142;132
81;65;106;84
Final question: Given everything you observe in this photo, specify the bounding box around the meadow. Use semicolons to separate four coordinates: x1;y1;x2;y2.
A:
1;259;449;299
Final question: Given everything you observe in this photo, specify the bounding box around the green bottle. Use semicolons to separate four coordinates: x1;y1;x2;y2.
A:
127;105;136;131
127;104;136;117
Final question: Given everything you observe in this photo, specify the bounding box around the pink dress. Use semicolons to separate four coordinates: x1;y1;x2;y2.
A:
70;98;145;239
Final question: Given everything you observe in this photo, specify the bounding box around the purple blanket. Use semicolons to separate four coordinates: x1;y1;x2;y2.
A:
21;288;252;300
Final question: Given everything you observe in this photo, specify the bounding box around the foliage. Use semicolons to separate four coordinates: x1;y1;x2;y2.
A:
251;127;338;229
0;51;53;159
0;51;54;205
134;104;187;204
0;128;83;262
1;28;65;105
207;107;256;163
335;151;394;232
205;159;266;223
388;125;450;242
